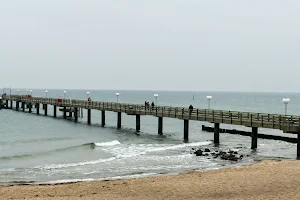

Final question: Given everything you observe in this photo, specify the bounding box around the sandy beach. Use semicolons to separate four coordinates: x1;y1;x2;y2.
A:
1;160;300;200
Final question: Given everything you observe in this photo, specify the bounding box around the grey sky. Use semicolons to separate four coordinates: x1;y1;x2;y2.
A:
0;1;299;92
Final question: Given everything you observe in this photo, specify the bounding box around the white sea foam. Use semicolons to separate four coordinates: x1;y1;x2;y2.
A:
35;157;116;170
39;173;157;185
34;141;212;170
94;140;121;147
108;141;213;159
43;178;95;184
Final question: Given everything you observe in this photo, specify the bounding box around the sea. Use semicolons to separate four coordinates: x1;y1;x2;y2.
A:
0;90;299;185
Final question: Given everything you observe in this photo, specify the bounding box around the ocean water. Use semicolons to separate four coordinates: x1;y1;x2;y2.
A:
0;90;299;185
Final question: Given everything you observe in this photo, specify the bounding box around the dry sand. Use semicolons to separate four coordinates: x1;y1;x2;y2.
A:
1;160;300;200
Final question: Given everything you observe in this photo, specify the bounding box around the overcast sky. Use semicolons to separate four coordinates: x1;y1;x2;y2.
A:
0;1;299;92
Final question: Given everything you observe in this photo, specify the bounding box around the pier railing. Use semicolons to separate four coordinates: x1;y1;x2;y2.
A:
3;95;300;133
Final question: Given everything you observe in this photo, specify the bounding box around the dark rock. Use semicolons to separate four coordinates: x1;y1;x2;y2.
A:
191;148;195;151
211;152;216;156
233;151;238;154
204;148;211;152
220;155;229;160
228;156;239;161
240;155;244;159
194;150;203;156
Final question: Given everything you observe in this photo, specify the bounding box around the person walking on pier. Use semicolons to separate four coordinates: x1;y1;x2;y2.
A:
189;104;194;115
151;102;155;109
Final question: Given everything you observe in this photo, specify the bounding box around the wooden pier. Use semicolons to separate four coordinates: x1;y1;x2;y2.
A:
2;95;300;158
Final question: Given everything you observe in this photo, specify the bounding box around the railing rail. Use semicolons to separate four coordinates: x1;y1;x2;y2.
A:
3;95;300;133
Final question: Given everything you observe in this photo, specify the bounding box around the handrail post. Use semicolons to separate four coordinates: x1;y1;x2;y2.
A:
240;113;242;125
279;115;282;129
251;114;253;126
221;111;223;123
197;109;199;120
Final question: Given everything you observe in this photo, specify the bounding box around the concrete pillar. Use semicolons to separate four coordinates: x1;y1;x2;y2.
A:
22;102;25;112
69;110;73;118
251;127;258;149
63;107;66;119
16;101;19;111
87;109;91;124
184;120;189;142
214;123;220;144
36;103;40;115
53;105;57;118
158;117;163;135
117;112;121;128
102;110;105;127
74;107;78;122
136;115;140;132
6;100;9;108
297;134;300;159
10;100;13;109
44;104;47;116
29;103;32;113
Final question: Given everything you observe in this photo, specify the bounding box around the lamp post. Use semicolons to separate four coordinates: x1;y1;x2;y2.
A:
63;91;66;99
45;90;48;98
87;92;90;98
282;98;290;115
30;90;32;95
17;90;19;95
207;96;212;109
116;93;120;103
154;94;159;106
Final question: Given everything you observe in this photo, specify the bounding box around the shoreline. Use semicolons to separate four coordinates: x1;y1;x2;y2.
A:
1;159;256;187
2;160;300;200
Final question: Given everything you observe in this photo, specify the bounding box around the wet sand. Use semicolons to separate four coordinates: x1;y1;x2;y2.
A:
1;160;300;200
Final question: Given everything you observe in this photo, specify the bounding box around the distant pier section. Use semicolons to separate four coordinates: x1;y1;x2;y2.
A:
1;95;300;158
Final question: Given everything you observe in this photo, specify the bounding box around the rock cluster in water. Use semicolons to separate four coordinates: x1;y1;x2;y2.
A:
191;148;244;161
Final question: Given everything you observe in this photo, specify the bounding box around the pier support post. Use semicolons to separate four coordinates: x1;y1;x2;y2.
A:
87;109;91;124
63;107;66;119
53;105;57;118
102;110;105;127
74;107;78;122
184;120;189;142
117;112;121;129
44;104;48;116
158;117;163;135
10;100;13;109
29;103;32;113
6;100;8;108
69;110;73;118
0;98;3;110
36;103;39;115
251;127;258;149
22;102;25;112
16;101;19;111
298;134;300;159
214;123;220;144
136;115;140;132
